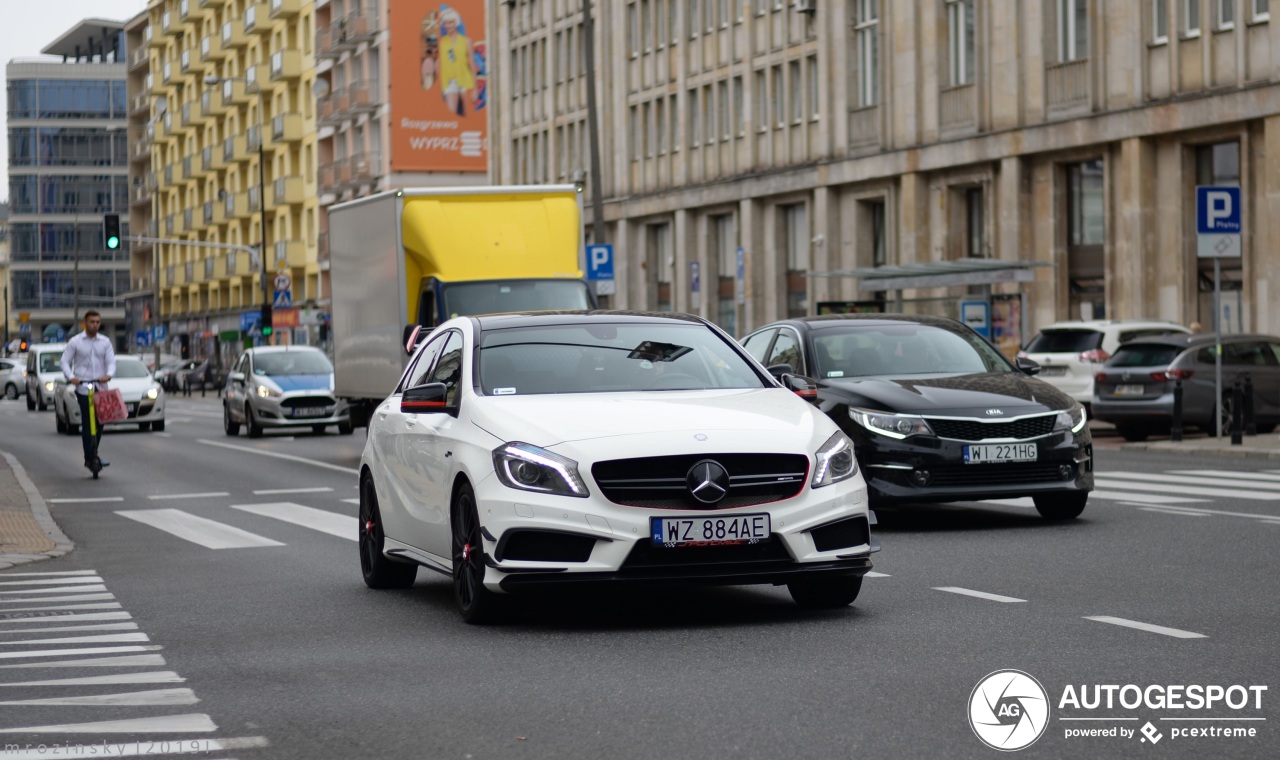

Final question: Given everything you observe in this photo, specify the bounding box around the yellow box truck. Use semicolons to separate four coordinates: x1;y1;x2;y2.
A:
329;185;596;426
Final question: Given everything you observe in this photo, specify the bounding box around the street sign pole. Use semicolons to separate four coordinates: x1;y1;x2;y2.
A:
1214;257;1222;439
1195;186;1241;439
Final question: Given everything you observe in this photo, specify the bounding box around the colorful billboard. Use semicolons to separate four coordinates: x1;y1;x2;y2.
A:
389;0;489;172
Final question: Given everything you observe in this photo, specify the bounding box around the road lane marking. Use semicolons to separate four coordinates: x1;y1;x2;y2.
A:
0;633;149;646
865;572;891;578
340;498;360;505
0;594;115;605
0;623;138;634
0;577;102;586
0;612;131;624
1100;471;1280;494
116;510;285;550
0;687;198;707
252;487;334;495
0;712;215;734
0;645;162;661
978;497;1036;508
933;587;1026;603
1129;503;1280;522
198;438;359;475
146;492;230;501
1173;470;1280;483
1093;478;1280;501
0;736;269;760
1084;616;1207;639
46;498;124;504
1138;507;1212;516
0;586;108;595
0;654;165;669
0;571;98;577
0;671;181;687
1088;490;1208;505
230;502;356;541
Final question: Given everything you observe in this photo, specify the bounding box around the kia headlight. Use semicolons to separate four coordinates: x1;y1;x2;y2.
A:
812;431;857;488
1055;404;1087;434
256;383;281;398
493;442;589;498
849;408;934;439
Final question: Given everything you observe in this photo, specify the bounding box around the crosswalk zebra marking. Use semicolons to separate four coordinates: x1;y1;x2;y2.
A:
0;612;130;624
0;645;162;661
0;596;117;607
1172;470;1280;483
0;633;149;646
230;502;356;541
116;510;284;550
0;571;99;577
252;487;334;495
0;586;109;596
1093;477;1280;501
0;577;103;587
0;687;199;707
1090;490;1209;505
0;654;165;669
0;712;216;734
1107;471;1280;492
1138;506;1212;517
0;623;139;634
0;735;269;760
0;672;182;687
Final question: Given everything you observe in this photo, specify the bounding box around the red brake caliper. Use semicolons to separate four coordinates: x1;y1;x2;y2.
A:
462;543;471;561
364;520;374;535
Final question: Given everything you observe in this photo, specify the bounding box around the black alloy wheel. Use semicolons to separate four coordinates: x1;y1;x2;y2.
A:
245;402;263;438
1033;491;1088;520
452;482;504;624
223;403;240;436
4;383;17;400
358;476;417;589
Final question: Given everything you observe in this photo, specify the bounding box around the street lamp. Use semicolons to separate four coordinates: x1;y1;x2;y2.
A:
203;73;270;343
148;97;167;370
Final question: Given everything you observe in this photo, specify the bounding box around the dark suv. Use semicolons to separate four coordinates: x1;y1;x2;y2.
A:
1092;334;1280;440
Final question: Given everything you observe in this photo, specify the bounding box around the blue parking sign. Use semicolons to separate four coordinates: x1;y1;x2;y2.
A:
586;244;614;281
1196;186;1241;234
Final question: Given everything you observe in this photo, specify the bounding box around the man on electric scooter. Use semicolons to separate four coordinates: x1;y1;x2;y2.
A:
60;310;116;473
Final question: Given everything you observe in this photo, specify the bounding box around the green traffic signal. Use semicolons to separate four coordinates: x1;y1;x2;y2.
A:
103;214;121;251
106;235;120;250
260;304;274;337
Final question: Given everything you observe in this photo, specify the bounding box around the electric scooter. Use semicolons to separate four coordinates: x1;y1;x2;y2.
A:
86;384;102;479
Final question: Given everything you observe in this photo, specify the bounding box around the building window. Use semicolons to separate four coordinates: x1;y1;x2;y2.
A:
1057;0;1089;61
1217;0;1235;28
755;69;767;131
1067;159;1105;320
946;0;975;86
772;65;785;127
642;0;653;50
689;88;701;147
689;0;700;37
1196;141;1240;186
966;187;985;258
705;85;716;144
649;223;673;311
1152;0;1169;42
789;61;802;123
734;76;745;135
869;200;887;267
719;81;730;140
853;0;879;107
628;2;640;55
630;106;640;160
782;203;809;319
1253;0;1270;21
1185;0;1201;34
712;214;738;335
656;98;667;154
807;56;819;120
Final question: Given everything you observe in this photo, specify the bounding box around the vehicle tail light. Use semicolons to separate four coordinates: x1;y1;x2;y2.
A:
1150;369;1194;381
1078;348;1111;363
1094;372;1108;383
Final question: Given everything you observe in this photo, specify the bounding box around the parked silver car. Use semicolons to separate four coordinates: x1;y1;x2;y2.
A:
223;346;352;437
0;356;26;400
1092;334;1280;440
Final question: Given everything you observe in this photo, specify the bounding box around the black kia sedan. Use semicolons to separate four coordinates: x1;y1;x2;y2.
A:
741;315;1093;519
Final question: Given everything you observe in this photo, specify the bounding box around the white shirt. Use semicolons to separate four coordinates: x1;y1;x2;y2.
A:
61;332;117;396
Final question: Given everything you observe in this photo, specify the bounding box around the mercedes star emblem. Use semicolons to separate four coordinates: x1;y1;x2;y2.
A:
686;459;730;504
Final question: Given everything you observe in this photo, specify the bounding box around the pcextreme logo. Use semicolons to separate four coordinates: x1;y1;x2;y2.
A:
969;670;1051;751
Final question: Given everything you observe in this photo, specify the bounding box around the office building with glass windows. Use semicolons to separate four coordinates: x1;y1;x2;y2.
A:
496;0;1280;341
6;19;130;348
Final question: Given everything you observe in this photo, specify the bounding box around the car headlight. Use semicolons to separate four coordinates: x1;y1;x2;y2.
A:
849;408;934;439
1055;404;1087;433
492;442;589;498
812;431;857;488
44;381;55;392
256;384;281;398
146;387;160;400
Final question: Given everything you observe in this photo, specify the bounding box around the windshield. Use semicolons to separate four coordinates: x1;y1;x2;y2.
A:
1025;329;1103;353
253;351;333;376
812;324;1013;378
39;353;61;373
479;323;765;395
1108;345;1181;368
114;360;150;379
441;280;593;319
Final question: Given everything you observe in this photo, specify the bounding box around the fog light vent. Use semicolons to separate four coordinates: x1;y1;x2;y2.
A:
911;470;932;487
1058;464;1075;481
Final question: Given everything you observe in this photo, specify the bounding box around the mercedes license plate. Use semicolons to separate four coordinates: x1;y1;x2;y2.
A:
651;513;770;546
1114;384;1145;396
964;443;1037;464
292;407;327;418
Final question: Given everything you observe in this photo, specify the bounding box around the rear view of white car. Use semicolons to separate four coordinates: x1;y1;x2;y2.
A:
1021;320;1191;408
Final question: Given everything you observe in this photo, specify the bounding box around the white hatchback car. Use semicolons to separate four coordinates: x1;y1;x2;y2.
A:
360;312;877;623
1020;320;1192;407
53;356;166;433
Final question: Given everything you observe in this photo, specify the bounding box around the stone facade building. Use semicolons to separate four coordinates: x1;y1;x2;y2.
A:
494;0;1280;340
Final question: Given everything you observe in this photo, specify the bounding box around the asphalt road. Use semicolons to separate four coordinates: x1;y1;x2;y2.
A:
0;394;1276;759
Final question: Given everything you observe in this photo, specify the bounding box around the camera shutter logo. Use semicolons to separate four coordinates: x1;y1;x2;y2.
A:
968;670;1050;751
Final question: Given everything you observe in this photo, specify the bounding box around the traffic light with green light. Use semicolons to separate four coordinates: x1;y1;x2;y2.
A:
103;214;121;250
261;304;274;337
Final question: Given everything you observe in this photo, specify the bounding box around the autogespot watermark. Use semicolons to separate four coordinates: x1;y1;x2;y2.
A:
968;672;1269;750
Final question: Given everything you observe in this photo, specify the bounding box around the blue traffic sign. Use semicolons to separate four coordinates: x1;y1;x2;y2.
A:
1196;186;1241;234
240;310;261;333
152;325;167;341
273;289;293;308
586;244;614;281
135;331;151;347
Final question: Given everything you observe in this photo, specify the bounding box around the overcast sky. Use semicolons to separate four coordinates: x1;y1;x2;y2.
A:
1;0;147;202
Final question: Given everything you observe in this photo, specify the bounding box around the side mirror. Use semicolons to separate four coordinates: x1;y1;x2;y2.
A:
780;373;819;402
228;371;245;383
1016;357;1042;376
401;382;450;414
403;324;422;355
766;363;795;378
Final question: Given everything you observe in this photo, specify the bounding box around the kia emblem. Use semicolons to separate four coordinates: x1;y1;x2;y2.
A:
985;409;1004;416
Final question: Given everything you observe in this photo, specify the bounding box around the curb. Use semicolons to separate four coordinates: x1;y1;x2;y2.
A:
0;450;75;570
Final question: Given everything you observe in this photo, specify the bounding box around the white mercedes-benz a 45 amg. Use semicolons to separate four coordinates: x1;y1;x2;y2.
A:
359;311;877;623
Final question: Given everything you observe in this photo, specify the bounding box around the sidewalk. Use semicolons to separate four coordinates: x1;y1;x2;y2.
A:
0;451;74;570
1089;420;1280;461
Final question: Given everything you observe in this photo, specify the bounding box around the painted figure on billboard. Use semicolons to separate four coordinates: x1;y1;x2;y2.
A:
417;5;483;117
